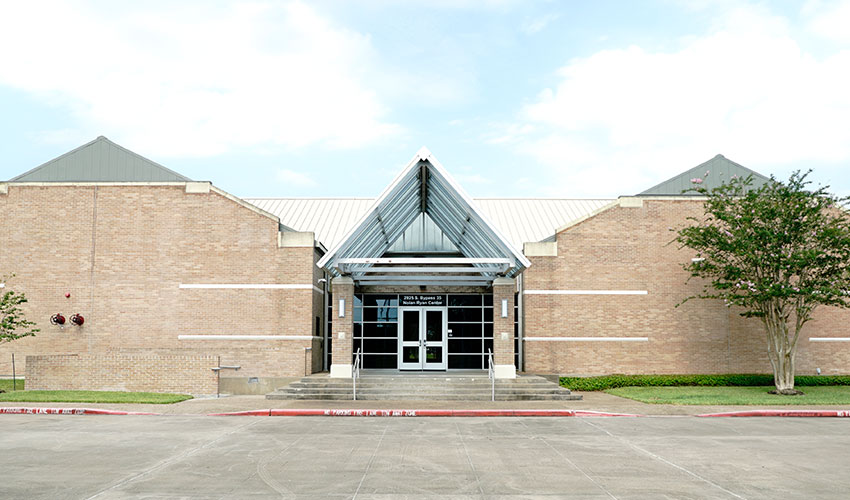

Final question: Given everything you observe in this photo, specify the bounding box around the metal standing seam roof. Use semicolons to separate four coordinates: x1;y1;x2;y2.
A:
9;136;192;182
245;197;613;251
639;154;770;196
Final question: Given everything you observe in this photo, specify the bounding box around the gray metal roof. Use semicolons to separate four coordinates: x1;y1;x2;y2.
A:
10;136;192;182
639;154;769;196
247;195;612;251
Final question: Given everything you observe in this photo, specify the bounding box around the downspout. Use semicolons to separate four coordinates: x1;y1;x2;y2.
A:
322;270;330;372
517;273;524;372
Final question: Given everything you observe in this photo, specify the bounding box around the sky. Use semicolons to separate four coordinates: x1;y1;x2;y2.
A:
1;0;849;199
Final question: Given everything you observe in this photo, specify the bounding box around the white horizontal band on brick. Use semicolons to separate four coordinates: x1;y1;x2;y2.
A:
180;284;323;294
524;336;649;342
810;337;850;342
523;290;648;295
178;335;315;341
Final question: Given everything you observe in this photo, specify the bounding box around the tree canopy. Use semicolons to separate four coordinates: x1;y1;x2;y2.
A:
1;275;39;343
675;171;850;394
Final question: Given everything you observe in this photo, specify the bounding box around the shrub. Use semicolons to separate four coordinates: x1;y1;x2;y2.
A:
559;374;850;391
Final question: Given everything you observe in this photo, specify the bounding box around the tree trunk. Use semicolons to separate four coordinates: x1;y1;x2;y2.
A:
773;351;798;394
765;310;803;395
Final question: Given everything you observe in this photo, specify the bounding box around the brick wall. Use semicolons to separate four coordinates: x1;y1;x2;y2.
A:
0;183;323;383
523;197;850;376
26;353;218;394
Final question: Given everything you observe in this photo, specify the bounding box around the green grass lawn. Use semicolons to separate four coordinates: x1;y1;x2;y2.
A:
0;378;24;392
0;379;192;404
606;386;850;405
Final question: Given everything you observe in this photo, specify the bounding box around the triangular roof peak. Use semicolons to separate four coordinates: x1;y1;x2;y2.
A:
317;149;530;285
639;154;770;196
415;146;433;161
10;136;192;182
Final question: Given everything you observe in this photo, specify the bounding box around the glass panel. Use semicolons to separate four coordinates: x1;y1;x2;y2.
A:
484;339;493;353
483;307;493;322
449;355;482;369
364;354;397;369
425;310;442;342
449;338;483;354
448;308;482;322
362;307;398;322
425;346;442;364
364;338;397;354
354;294;362;307
448;295;482;307
483;294;493;306
403;346;419;363
361;323;398;338
447;323;483;338
402;310;419;342
483;324;493;338
353;308;362;322
362;294;398;307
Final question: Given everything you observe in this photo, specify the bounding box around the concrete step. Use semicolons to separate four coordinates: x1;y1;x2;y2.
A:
266;392;582;401
265;373;580;401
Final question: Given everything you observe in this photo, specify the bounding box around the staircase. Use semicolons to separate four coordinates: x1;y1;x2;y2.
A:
265;372;581;401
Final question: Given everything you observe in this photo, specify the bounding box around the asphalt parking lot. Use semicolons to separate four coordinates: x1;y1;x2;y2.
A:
1;415;848;499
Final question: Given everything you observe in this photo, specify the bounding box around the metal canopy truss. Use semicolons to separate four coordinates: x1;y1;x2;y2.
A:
316;149;530;286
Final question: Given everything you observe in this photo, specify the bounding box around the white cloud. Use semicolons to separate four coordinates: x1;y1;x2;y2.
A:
277;168;317;187
0;1;401;157
500;5;850;197
806;0;850;43
521;13;560;35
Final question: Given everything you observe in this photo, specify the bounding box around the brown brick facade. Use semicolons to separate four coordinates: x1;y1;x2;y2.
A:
26;353;218;394
0;183;325;391
523;198;850;376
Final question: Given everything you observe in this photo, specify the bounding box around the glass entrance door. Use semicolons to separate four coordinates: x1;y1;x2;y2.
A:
398;307;447;370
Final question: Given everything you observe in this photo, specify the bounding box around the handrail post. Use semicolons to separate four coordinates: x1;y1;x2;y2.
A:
353;348;361;401
488;349;494;402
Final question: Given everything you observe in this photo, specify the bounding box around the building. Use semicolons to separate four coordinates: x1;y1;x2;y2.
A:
1;137;847;394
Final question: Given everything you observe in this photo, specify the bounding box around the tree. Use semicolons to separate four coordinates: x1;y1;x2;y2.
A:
1;275;39;343
675;171;850;395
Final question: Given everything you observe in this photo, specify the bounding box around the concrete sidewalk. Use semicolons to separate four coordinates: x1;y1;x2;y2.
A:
2;391;849;416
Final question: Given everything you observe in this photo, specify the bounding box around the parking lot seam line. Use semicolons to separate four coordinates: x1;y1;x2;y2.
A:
539;435;619;499
255;435;305;496
84;417;263;499
455;420;486;498
351;421;389;500
581;419;747;500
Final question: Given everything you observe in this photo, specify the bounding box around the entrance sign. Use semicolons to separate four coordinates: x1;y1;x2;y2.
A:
400;295;446;307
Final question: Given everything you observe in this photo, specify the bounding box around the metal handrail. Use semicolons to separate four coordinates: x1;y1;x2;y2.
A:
353;348;362;401
487;349;494;402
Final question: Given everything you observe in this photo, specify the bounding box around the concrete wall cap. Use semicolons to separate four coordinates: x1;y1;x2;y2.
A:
523;241;557;256
184;181;211;194
618;197;643;208
0;183;7;195
493;277;516;286
279;231;315;248
332;276;355;285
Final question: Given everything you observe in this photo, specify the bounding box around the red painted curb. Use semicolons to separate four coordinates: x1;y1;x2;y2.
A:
209;409;643;417
0;407;160;416
698;409;850;418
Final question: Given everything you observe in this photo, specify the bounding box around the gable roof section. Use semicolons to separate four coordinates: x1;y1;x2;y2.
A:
639;154;769;196
315;148;532;280
246;197;613;251
10;136;192;182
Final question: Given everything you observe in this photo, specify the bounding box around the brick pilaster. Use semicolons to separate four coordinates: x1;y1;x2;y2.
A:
329;276;354;378
492;277;516;378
